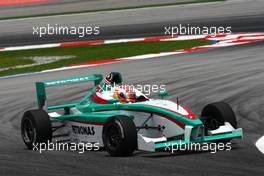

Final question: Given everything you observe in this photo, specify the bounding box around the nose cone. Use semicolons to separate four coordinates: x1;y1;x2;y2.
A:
179;104;197;120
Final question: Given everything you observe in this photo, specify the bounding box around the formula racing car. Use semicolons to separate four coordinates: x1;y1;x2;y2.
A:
21;72;243;156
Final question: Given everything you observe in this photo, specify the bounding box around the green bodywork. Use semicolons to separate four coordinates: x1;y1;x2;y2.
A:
36;74;202;126
35;74;243;150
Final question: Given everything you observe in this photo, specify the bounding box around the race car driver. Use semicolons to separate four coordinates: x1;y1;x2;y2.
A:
91;72;148;104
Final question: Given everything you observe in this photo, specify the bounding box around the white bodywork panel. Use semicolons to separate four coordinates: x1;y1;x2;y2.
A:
67;121;104;146
131;111;185;138
208;122;235;135
49;106;237;151
48;112;61;118
49;100;188;148
50;108;185;148
140;100;189;116
137;134;166;152
56;109;185;146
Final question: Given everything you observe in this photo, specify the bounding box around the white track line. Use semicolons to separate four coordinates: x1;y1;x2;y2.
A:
256;136;264;154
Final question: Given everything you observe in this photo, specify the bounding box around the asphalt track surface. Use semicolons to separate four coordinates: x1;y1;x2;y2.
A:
0;0;194;19
0;40;264;176
0;0;264;47
0;1;264;176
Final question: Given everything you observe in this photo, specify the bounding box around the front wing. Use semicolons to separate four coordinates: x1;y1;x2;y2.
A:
138;122;243;152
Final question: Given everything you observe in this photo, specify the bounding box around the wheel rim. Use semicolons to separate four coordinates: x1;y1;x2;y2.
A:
105;124;122;149
209;118;219;130
22;118;36;143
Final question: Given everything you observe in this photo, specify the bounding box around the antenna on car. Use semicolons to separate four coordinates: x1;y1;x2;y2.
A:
177;97;179;110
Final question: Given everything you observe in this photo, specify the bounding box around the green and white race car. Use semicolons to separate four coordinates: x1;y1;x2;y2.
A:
21;72;243;156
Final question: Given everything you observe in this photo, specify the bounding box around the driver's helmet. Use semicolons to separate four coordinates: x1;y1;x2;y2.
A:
113;85;136;103
104;72;123;86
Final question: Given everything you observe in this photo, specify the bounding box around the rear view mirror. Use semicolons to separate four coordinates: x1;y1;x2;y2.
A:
158;90;168;99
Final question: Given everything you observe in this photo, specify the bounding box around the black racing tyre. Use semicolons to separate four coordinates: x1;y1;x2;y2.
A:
102;116;137;157
21;109;52;149
201;102;237;132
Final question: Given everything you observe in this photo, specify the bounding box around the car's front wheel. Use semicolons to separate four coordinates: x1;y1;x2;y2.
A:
201;102;238;143
202;102;237;143
201;102;237;131
102;116;137;157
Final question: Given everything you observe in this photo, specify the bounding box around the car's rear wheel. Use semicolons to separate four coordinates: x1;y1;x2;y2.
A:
102;116;137;157
21;109;52;149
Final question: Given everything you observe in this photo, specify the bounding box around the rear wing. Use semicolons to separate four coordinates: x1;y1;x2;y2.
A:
36;74;103;110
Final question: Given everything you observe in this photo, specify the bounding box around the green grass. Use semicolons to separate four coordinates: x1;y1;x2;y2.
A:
0;0;225;21
0;57;34;68
0;40;211;76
